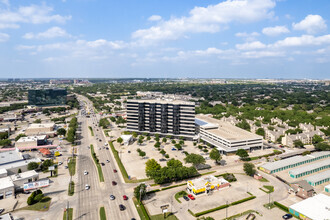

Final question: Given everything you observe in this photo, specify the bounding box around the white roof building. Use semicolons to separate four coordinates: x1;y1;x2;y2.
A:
289;194;330;220
121;135;133;146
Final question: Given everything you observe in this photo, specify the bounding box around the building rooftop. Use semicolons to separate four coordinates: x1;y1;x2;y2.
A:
0;149;22;165
289;158;330;176
28;123;55;129
0;158;41;170
17;135;47;143
196;115;262;142
189;175;228;188
289;194;330;220
304;169;330;183
0;176;14;189
325;184;330;189
0;213;13;220
10;170;38;181
292;180;314;192
127;99;195;106
0;168;7;176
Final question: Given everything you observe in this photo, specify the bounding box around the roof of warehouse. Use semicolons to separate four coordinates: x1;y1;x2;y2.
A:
304;169;330;183
289;158;330;176
289;194;330;220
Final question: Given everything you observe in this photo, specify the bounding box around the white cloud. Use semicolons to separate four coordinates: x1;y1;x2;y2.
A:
0;32;9;42
236;41;266;50
23;27;71;39
132;0;275;43
273;34;330;47
0;3;71;29
0;0;9;7
262;25;289;36
241;50;284;58
292;15;327;34
148;15;162;21
235;32;260;41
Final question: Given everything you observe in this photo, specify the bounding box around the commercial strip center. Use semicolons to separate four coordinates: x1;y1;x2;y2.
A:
126;99;263;154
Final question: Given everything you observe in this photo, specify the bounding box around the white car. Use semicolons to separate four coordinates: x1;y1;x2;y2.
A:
85;184;90;190
84;170;88;175
105;143;108;146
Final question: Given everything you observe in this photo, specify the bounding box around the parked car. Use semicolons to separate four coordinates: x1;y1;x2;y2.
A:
112;181;117;186
119;204;125;211
159;158;166;162
113;169;117;173
183;196;189;201
187;194;195;200
282;214;292;219
85;184;90;190
123;195;128;200
110;195;115;200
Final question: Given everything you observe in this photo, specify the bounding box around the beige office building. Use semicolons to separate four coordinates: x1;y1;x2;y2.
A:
25;123;55;136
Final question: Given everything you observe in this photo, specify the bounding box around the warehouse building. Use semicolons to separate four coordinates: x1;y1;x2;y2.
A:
289;193;330;220
289;158;330;178
127;99;195;138
196;115;263;154
259;151;330;174
304;169;330;186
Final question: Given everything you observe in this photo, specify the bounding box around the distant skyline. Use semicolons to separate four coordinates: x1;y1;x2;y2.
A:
0;0;330;79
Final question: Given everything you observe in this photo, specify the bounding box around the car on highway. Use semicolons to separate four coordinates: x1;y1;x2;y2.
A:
119;204;125;211
64;166;68;169
282;214;293;219
58;162;63;165
187;194;195;200
113;169;117;173
84;170;88;175
123;195;128;200
105;142;108;146
106;160;110;163
110;195;115;200
106;147;109;150
112;181;117;186
85;184;90;190
101;162;105;166
183;196;189;201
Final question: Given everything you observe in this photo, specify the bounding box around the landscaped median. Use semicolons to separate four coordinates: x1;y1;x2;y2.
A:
188;194;256;217
109;141;149;183
88;126;94;136
68;156;76;176
68;181;75;196
90;144;104;182
63;208;73;220
100;207;106;220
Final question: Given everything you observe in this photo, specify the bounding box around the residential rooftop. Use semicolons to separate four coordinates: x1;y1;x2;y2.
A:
196;114;262;142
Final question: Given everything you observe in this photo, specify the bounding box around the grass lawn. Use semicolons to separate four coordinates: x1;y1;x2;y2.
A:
68;181;75;196
132;197;150;220
88;126;94;136
90;144;104;182
20;197;52;211
63;208;73;220
100;207;106;220
263;185;274;193
174;191;188;203
259;177;269;182
150;213;179;220
68;156;76;176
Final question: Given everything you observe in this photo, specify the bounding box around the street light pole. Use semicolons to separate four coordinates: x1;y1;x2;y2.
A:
226;201;228;219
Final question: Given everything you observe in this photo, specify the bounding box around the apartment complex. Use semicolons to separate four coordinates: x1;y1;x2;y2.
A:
196;114;263;154
126;99;195;138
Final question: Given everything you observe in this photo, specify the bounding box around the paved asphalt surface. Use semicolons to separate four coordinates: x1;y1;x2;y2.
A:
76;95;138;220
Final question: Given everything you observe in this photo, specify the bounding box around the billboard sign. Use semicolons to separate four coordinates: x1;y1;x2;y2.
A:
24;179;50;191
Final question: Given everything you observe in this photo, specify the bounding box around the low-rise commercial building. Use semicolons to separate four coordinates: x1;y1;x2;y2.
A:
187;175;229;195
25;123;55;136
196;115;263;154
0;177;14;200
0;158;41;175
0;168;7;178
10;170;39;190
289;180;315;199
289;158;330;178
304;169;330;186
260;151;330;174
289;194;330;219
15;135;47;148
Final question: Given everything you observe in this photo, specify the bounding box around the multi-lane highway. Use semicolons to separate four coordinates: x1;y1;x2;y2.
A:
75;95;138;220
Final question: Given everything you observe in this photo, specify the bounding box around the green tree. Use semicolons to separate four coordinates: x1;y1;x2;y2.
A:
315;142;330;151
294;140;304;148
167;159;182;168
174;143;182;150
162;137;167;144
147;136;151;141
236;120;251;131
154;142;161;148
145;159;161;178
99;118;110;128
256;128;265;138
34;194;44;203
66;128;75;144
236;149;249;160
184;153;206;167
33;119;41;123
138;138;143;145
56;128;66;136
117;137;123;145
110;117;116;122
134;183;146;202
0;139;11;146
18;168;22;173
0;132;8;140
171;139;176;144
312;135;323;144
243;163;256;176
28;162;39;170
209;148;221;164
132;132;138;138
27;196;34;205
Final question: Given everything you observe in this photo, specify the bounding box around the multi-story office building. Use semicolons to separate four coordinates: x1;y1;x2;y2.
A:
28;88;67;106
126;99;195;138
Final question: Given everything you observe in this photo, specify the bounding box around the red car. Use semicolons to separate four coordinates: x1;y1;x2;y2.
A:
112;181;117;186
113;169;117;173
123;195;128;200
187;194;195;200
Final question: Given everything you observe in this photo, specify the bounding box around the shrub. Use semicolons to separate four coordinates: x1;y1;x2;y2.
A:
34;194;44;202
231;196;256;205
165;154;169;158
27;196;34;205
274;201;289;212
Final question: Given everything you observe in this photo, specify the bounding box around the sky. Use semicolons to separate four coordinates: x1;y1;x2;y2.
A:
0;0;330;79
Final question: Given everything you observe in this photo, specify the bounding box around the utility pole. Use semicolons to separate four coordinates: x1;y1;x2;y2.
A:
226;201;228;219
268;192;271;209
